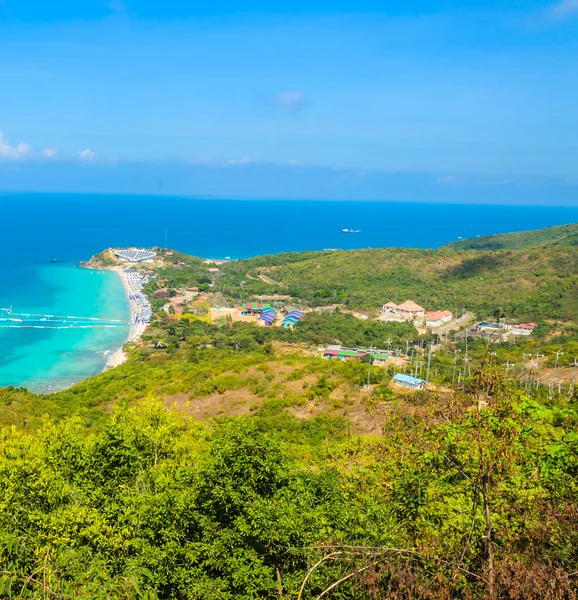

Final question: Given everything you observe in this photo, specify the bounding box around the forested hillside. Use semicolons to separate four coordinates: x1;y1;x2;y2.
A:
442;222;578;251
220;245;578;321
2;381;578;599
2;229;578;598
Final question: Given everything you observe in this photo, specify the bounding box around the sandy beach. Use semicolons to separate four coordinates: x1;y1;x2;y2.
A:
104;267;149;370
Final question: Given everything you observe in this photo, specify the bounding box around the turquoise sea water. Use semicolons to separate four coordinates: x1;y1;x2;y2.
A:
0;263;130;392
1;192;578;392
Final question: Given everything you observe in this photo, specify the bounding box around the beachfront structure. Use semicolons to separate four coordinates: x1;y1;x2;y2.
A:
380;300;426;322
124;270;152;324
116;249;156;263
426;310;453;328
393;373;426;390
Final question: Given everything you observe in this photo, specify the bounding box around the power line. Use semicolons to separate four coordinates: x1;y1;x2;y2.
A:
550;349;564;397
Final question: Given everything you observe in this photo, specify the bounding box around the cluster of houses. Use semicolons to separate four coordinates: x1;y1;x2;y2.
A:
473;321;537;338
248;303;304;329
323;345;390;365
208;303;304;329
322;345;427;389
379;300;453;328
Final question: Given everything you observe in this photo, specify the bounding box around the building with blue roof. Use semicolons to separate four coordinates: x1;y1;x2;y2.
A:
281;308;304;329
258;308;278;326
393;373;426;390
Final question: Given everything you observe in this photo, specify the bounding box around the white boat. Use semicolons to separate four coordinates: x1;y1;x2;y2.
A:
342;228;361;233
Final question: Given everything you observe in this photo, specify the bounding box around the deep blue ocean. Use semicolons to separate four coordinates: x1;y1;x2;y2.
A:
1;192;578;392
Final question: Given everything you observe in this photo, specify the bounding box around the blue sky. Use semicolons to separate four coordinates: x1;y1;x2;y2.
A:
1;0;578;203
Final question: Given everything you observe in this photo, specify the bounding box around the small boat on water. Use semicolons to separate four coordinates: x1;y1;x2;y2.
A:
342;228;361;233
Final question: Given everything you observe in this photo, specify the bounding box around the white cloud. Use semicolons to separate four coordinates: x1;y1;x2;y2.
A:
229;157;252;165
435;175;465;186
288;160;304;166
0;131;32;158
274;90;306;111
79;148;96;163
549;0;578;19
16;142;32;154
42;147;59;158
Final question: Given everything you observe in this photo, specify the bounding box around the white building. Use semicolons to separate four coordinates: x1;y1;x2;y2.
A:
380;300;426;323
426;310;453;328
393;373;426;390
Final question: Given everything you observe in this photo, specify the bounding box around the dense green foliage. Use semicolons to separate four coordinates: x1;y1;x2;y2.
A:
3;229;578;598
1;384;578;598
219;246;578;321
442;222;578;251
149;249;214;292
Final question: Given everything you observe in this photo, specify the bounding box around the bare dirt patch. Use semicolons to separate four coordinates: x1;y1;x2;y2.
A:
164;389;262;420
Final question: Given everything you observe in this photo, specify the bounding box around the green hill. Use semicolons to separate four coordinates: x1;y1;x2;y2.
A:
2;238;578;598
442;222;578;251
221;245;578;322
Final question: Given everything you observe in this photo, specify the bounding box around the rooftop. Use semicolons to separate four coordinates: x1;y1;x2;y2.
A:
427;310;453;320
397;300;426;312
116;249;156;263
393;373;425;385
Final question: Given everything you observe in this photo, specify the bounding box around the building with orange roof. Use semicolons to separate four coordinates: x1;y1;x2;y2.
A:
426;310;453;327
380;300;426;322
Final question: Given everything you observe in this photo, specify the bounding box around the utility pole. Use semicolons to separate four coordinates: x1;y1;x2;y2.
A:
487;351;497;394
452;349;460;390
535;353;544;387
569;358;578;397
462;353;469;393
404;340;409;374
521;352;531;376
366;345;375;389
524;353;532;390
528;358;537;390
425;343;433;384
489;351;497;372
550;349;564;396
395;348;402;376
